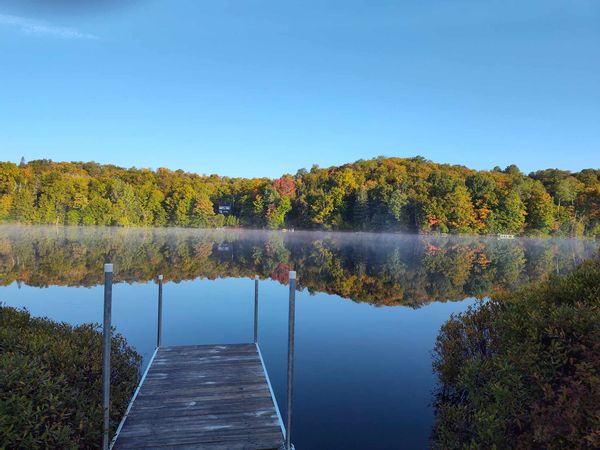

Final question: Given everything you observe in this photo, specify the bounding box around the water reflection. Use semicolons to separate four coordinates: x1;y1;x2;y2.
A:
0;225;596;306
1;225;598;449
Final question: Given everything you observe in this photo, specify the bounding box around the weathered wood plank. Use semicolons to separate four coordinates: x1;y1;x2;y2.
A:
158;343;257;351
126;397;276;414
114;430;284;449
133;390;274;406
111;343;284;450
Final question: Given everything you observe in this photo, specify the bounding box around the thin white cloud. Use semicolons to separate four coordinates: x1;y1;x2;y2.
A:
0;14;99;40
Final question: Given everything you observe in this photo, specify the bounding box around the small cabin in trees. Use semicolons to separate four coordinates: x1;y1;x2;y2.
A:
218;201;232;215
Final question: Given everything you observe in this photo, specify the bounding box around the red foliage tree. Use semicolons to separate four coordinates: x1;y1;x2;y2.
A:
273;177;296;198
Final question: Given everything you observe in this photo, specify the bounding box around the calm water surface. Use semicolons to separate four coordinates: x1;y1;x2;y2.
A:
0;226;596;449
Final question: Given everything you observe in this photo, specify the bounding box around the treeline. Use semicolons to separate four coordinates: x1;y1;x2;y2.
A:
1;227;595;307
1;157;600;236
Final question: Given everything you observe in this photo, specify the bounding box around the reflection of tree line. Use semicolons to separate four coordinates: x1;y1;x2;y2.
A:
0;226;596;307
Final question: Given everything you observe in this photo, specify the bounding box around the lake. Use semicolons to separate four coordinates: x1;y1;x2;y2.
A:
0;225;597;449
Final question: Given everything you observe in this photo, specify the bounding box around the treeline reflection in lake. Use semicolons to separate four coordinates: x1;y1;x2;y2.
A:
0;225;597;307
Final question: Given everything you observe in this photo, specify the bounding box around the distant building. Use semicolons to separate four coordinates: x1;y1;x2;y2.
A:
218;202;232;215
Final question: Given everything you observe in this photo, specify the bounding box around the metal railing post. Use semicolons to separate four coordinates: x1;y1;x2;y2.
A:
253;275;259;343
102;263;113;450
157;275;163;348
285;271;296;450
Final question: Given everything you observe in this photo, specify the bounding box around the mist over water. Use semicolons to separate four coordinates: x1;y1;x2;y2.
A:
0;225;595;301
0;225;597;449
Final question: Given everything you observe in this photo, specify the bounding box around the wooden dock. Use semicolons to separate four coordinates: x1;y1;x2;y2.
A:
111;343;285;450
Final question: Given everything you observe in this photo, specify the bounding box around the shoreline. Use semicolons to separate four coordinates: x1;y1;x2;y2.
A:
1;222;598;241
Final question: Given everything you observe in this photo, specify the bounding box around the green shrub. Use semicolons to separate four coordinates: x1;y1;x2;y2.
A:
432;256;600;449
0;306;141;449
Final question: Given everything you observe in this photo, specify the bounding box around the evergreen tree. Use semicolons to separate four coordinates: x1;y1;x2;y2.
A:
353;187;369;230
496;190;526;234
388;189;407;225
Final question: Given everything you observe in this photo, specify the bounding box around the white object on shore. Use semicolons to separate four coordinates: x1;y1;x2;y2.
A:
497;234;515;240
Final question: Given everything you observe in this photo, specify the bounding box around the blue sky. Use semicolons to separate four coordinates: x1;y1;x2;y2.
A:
0;0;598;178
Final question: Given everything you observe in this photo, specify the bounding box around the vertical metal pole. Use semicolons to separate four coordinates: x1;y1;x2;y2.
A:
285;271;296;450
102;263;113;450
157;275;163;348
253;275;259;344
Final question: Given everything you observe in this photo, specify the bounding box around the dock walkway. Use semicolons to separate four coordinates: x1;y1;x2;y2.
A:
111;343;285;450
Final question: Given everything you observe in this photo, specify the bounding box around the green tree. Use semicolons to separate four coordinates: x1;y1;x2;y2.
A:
266;196;291;229
525;182;555;234
109;180;143;226
165;183;195;226
353;187;369;230
388;189;408;225
496;190;526;234
11;185;38;223
555;176;582;215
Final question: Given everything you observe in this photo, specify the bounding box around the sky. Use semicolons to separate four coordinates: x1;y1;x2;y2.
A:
0;0;599;178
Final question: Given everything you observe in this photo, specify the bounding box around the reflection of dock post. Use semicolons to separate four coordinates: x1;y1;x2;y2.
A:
102;263;113;450
254;275;259;343
285;271;296;450
157;275;163;347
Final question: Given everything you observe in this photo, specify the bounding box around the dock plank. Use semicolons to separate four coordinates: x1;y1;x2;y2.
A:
112;343;284;450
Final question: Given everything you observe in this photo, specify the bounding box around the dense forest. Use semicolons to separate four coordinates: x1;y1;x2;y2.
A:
0;227;595;307
1;157;600;236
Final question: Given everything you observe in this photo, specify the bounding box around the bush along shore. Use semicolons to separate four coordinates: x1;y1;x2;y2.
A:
0;306;141;449
432;254;600;449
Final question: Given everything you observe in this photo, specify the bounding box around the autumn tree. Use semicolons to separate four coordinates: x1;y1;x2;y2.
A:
190;192;215;227
525;181;554;234
2;157;600;236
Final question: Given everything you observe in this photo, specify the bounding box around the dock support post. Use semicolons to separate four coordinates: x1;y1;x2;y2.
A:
253;275;259;343
157;275;163;348
285;271;296;450
102;263;113;450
